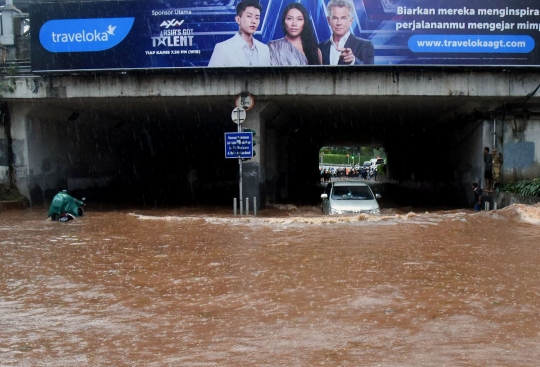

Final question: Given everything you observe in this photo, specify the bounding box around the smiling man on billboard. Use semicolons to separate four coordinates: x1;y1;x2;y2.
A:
208;0;271;67
319;0;374;65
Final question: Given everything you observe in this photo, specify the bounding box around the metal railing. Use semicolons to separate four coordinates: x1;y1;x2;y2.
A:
1;58;30;74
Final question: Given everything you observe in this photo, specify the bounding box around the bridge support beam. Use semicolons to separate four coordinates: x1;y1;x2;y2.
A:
261;102;292;204
240;101;268;212
241;101;301;210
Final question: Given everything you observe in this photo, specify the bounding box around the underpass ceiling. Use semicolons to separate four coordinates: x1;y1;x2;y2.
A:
270;95;499;145
28;93;507;146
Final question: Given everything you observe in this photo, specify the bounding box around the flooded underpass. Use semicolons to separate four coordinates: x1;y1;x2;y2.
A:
1;203;540;366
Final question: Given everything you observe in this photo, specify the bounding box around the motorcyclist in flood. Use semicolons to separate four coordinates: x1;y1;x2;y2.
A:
47;190;85;221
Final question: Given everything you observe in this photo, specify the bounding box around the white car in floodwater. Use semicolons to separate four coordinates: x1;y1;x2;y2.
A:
321;181;381;215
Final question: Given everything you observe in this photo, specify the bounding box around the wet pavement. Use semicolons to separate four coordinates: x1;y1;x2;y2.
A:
1;203;540;366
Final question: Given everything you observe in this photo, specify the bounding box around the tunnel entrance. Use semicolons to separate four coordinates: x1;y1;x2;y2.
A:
319;146;386;181
21;90;495;208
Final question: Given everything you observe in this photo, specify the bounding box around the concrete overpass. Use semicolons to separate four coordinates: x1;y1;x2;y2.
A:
2;66;540;207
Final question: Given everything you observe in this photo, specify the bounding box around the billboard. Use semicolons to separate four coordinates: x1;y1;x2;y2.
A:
30;0;540;72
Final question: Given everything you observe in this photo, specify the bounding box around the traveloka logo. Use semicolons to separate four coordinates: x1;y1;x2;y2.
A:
160;19;184;28
39;17;135;53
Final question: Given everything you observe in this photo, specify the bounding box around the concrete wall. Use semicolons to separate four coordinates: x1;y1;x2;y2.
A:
4;68;540;207
382;115;496;207
386;114;540;208
451;120;486;205
24;105;78;204
494;191;540;208
0;122;6;183
20;103;140;204
501;115;540;182
5;68;540;100
0;102;31;199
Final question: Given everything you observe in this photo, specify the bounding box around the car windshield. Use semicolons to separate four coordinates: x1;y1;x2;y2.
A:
331;186;374;200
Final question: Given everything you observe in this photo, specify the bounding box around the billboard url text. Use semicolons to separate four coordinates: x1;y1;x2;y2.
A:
409;35;535;53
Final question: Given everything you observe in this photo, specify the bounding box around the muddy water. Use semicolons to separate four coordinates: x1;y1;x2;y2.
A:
1;204;540;366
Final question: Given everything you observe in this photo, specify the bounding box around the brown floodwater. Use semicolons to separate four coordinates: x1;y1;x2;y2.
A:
1;203;540;366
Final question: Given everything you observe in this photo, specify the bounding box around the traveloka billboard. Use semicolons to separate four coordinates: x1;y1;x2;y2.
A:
30;0;540;71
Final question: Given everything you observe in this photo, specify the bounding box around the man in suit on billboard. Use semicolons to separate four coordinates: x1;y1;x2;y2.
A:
208;0;271;67
319;0;374;65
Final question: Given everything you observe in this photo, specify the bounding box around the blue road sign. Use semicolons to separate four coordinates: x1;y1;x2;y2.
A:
225;132;253;159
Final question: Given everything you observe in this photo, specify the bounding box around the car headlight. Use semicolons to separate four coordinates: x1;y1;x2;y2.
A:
369;208;380;214
330;208;343;215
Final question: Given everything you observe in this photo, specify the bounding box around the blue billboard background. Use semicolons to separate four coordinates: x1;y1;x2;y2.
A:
30;0;540;71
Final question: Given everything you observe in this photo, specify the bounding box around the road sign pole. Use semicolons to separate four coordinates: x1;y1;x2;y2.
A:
230;106;247;215
238;109;243;215
239;155;243;215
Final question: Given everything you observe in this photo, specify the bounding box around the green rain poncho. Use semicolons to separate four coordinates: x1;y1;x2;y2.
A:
47;191;83;218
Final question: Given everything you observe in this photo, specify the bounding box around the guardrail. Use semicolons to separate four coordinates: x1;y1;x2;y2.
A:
1;58;31;75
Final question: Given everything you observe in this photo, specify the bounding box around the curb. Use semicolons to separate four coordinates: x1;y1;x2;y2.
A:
0;201;28;212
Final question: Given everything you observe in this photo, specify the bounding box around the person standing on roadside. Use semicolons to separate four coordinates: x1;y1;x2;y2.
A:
492;148;503;189
484;147;493;192
472;182;483;211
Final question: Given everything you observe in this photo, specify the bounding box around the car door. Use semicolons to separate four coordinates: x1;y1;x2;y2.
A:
321;183;332;214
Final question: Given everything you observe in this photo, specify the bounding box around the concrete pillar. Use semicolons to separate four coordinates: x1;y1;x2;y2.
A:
450;119;485;205
241;101;267;211
481;119;493;190
261;102;288;203
1;1;17;46
264;125;278;203
0;102;31;199
240;101;292;210
0;107;7;184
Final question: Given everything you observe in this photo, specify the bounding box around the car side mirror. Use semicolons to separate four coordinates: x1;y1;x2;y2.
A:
375;193;382;199
321;194;328;199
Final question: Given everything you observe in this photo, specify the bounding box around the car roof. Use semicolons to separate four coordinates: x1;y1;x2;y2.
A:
332;181;369;187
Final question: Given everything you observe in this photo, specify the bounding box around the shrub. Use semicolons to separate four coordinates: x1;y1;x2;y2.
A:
497;178;540;197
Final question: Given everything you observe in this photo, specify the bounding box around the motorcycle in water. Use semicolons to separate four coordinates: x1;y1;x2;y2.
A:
47;190;86;222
